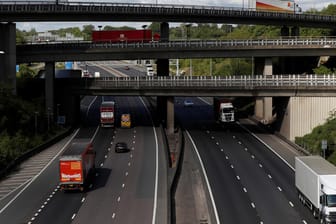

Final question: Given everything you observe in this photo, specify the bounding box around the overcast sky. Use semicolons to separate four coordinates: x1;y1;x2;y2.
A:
16;0;335;32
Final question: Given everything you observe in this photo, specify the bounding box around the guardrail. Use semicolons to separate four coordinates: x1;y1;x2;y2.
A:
82;75;336;89
0;1;334;27
18;37;336;48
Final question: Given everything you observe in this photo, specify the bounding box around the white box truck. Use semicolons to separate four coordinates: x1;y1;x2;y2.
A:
295;156;336;223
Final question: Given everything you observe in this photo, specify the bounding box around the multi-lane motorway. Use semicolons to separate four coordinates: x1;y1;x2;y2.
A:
175;97;318;224
0;62;321;223
0;62;168;224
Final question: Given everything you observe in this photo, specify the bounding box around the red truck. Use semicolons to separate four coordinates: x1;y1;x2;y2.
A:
59;139;96;191
100;101;115;127
92;29;160;42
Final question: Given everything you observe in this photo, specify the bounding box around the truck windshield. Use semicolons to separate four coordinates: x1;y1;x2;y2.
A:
222;108;234;113
326;195;336;207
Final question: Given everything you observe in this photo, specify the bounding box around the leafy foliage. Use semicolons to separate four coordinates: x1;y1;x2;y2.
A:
295;118;336;164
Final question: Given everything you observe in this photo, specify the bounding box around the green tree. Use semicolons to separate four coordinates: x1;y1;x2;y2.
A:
313;65;335;74
82;24;95;40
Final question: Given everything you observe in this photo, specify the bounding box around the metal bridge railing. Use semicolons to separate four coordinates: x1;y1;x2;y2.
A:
0;1;335;24
19;37;336;49
83;75;336;89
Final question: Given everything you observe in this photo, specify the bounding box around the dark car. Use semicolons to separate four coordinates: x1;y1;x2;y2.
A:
115;142;129;153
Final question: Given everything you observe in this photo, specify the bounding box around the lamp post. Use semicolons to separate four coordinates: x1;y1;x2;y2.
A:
34;111;38;136
47;107;51;131
186;24;192;76
142;25;147;42
56;104;60;125
210;58;212;76
98;25;102;41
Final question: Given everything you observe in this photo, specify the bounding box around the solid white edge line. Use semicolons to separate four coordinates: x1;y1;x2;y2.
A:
86;96;98;118
0;129;80;214
91;125;100;143
197;97;211;105
186;130;221;224
139;97;158;224
237;121;295;171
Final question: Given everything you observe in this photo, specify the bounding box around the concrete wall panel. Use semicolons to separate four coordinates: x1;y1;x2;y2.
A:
280;97;336;141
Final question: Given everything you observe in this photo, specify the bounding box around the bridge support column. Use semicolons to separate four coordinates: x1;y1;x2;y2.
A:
167;97;175;134
45;62;55;120
291;26;300;36
157;22;174;132
0;23;16;94
254;58;273;123
280;26;289;37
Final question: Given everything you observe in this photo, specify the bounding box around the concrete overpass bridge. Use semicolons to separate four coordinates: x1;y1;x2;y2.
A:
1;1;336;138
16;37;336;63
0;1;334;28
63;75;336;97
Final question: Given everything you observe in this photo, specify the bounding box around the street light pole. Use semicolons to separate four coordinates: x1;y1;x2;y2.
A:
47;107;51;131
186;24;192;76
210;58;212;76
142;25;147;42
56;104;60;125
34;111;38;136
98;25;102;41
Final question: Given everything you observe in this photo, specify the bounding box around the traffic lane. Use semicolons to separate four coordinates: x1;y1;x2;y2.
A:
0;134;77;206
72;127;136;224
175;97;214;130
31;127;111;224
22;92;105;224
238;119;302;167
79;95;101;127
211;126;303;224
85;65;116;78
113;126;157;224
233;124;318;224
188;128;260;223
73;123;158;222
0;131;78;224
112;65;144;77
175;101;259;223
112;96;160;223
0;95;100;223
126;96;169;223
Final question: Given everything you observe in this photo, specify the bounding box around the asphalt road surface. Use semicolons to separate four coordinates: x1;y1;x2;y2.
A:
175;96;318;224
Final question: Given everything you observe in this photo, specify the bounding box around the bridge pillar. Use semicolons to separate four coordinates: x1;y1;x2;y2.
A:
0;23;16;94
45;62;55;120
280;26;289;37
254;58;273;123
291;26;300;36
157;22;174;132
56;93;80;126
167;97;175;134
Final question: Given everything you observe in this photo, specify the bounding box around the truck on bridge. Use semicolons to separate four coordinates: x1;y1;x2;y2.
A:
250;0;301;13
295;156;336;223
92;29;160;43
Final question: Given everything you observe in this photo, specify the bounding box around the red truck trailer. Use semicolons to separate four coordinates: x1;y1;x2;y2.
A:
100;101;115;127
59;139;96;191
92;29;159;42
